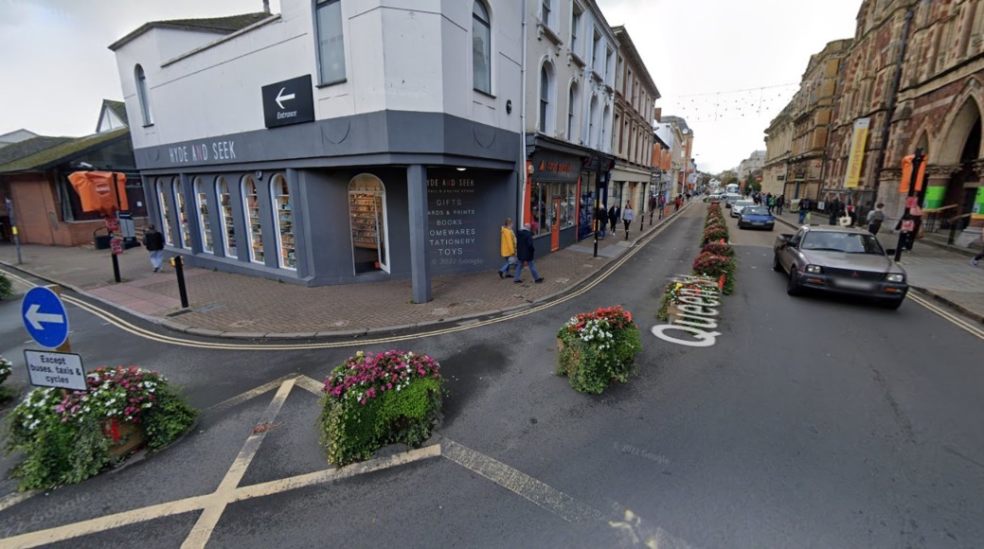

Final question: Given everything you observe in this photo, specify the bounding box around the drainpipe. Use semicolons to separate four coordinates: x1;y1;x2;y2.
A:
262;0;270;14
519;0;529;227
873;5;916;205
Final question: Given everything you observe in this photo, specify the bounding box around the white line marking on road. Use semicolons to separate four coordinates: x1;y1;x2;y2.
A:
182;378;295;548
294;374;325;396
442;439;605;524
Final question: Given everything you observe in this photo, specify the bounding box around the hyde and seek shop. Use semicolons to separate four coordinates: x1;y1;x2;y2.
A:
109;1;523;298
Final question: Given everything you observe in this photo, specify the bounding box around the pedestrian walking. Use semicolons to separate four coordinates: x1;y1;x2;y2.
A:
595;205;607;238
798;198;810;224
497;217;517;279
776;195;785;215
513;223;544;284
658;193;666;219
648;194;657;223
767;194;775;214
608;204;620;234
622;201;634;240
142;224;165;272
828;197;842;225
866;203;885;235
971;231;984;266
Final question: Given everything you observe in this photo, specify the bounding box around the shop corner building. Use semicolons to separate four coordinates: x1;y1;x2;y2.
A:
110;1;522;293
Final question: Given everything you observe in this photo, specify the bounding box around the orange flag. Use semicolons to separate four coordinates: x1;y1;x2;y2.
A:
898;155;926;194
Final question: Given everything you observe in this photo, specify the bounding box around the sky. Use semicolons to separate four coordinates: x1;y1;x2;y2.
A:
0;0;859;174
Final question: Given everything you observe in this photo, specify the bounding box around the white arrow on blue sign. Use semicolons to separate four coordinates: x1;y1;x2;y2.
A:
21;287;70;349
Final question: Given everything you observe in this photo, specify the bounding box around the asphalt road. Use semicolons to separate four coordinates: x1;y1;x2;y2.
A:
1;202;982;548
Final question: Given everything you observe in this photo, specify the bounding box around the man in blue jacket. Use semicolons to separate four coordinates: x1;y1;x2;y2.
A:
514;223;544;284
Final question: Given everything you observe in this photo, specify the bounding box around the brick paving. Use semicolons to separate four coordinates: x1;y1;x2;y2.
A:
0;205;694;337
774;211;984;321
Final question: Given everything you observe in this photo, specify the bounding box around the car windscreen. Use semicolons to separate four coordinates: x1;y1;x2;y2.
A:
800;231;885;254
743;207;769;215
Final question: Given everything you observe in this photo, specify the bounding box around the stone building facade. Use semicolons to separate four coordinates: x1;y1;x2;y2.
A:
763;104;793;196
817;0;984;244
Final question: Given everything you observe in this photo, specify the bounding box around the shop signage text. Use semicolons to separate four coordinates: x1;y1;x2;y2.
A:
167;140;238;164
427;177;482;269
262;75;315;129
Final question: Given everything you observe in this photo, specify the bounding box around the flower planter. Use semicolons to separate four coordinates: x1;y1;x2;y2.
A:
6;366;197;491
556;306;642;394
320;351;443;466
105;419;147;459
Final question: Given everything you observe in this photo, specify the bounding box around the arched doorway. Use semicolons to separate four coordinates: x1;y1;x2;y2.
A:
938;98;982;230
348;174;389;274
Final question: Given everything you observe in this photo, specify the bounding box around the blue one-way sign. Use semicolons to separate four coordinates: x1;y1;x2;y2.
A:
21;287;70;349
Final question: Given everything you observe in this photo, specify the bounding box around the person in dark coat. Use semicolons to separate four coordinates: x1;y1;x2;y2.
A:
608;204;620;234
513;223;543;284
143;224;166;272
828;197;842;225
595;205;607;238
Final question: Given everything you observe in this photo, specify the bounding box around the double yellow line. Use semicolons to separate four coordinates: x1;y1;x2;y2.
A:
0;209;684;351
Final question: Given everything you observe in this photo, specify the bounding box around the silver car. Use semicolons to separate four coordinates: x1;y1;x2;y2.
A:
773;226;908;309
731;199;755;217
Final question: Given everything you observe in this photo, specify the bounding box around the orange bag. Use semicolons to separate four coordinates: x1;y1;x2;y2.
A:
68;171;128;215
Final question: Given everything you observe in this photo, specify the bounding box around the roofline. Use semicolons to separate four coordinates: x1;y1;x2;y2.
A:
612;26;660;99
109;21;229;52
0;130;130;175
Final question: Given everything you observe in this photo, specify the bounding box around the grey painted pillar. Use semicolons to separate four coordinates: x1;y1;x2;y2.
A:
407;164;431;303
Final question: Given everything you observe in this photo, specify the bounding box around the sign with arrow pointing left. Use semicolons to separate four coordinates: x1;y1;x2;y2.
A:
21;286;70;349
262;75;314;129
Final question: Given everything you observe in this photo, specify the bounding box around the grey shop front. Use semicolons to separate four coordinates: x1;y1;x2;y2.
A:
134;112;520;288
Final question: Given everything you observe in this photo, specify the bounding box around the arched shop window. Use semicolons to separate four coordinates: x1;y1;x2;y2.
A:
348;174;389;274
241;175;264;263
193;177;213;254
270;174;296;269
172;178;191;250
155;178;172;245
215;176;237;258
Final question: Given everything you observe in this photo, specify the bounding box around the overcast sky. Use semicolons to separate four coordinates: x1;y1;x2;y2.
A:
0;0;860;173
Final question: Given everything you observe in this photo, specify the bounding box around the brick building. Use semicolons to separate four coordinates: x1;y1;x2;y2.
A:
817;0;984;245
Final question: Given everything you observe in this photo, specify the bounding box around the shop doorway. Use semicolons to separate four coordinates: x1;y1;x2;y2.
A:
348;174;390;274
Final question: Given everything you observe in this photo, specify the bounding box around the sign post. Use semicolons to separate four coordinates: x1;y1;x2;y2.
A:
261;75;315;129
21;286;86;391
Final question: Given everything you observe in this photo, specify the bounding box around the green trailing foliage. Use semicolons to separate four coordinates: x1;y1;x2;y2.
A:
0;272;12;300
319;351;443;466
4;367;197;491
556;306;642;394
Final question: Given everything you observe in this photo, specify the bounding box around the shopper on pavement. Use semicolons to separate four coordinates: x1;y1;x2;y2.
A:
143;224;165;272
608;204;620;234
498;217;517;279
513;223;544;284
622;201;635;240
866;203;885;235
776;195;785;215
798;198;810;224
828;197;842;225
595;205;607;238
767;194;775;214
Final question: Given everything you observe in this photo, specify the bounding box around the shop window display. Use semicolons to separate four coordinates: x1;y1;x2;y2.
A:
155;178;172;245
194;177;213;254
271;174;296;269
172;178;191;250
241;175;264;263
531;181;577;236
216;177;237;258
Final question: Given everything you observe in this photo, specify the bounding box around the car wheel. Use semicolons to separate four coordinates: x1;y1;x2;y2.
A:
787;268;803;296
766;224;774;231
773;254;783;272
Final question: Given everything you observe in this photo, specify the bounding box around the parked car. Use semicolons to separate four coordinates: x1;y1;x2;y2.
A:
738;206;775;230
731;200;755;217
723;193;741;208
706;192;724;203
773;226;908;308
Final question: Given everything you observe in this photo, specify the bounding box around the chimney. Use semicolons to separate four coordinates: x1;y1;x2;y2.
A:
262;0;270;13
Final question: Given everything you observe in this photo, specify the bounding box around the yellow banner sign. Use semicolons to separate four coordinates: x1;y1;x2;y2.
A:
844;118;870;189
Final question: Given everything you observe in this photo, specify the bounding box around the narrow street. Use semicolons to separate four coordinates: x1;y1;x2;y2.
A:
1;203;981;548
